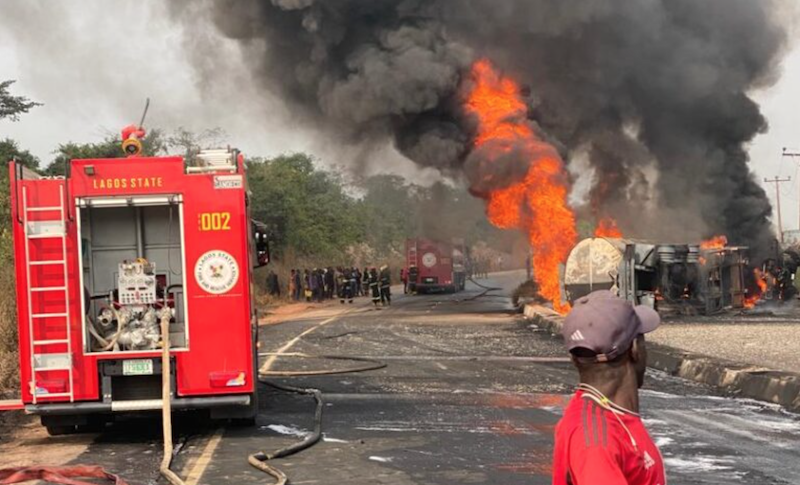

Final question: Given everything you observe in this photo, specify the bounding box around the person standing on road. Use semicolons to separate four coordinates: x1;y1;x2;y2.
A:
294;269;303;301
289;269;297;301
325;267;335;299
552;290;666;485
400;268;408;294
379;265;391;306
267;270;280;297
337;268;351;304
353;267;362;298
369;267;381;307
315;269;325;302
362;267;370;296
304;269;313;302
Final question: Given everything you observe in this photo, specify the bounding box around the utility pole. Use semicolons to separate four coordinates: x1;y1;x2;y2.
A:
782;148;800;232
764;175;791;243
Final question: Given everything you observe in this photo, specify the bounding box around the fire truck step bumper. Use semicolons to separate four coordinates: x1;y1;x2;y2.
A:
25;395;251;415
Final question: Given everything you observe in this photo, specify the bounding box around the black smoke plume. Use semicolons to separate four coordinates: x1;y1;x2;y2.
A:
172;0;789;257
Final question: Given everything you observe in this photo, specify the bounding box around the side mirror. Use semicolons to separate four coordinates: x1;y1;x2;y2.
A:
255;232;270;268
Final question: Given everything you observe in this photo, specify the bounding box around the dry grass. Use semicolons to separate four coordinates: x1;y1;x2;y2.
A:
0;261;18;394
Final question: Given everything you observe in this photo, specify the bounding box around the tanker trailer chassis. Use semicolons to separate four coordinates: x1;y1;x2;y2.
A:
564;238;748;315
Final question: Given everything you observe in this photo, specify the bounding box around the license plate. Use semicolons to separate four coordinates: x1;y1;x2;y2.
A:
123;359;154;376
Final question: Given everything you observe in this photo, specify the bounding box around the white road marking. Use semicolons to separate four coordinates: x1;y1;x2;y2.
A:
260;310;350;373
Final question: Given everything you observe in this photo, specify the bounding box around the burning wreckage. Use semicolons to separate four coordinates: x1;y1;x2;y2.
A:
181;1;791;317
562;237;800;316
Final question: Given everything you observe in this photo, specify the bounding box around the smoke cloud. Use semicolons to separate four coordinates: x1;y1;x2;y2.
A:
172;0;789;256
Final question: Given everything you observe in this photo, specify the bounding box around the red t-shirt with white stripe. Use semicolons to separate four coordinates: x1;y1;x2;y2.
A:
552;390;666;485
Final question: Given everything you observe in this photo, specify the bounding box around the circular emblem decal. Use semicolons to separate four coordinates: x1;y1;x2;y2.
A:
422;252;437;268
195;250;240;294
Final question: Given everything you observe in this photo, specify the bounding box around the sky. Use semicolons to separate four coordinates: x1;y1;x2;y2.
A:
1;1;799;234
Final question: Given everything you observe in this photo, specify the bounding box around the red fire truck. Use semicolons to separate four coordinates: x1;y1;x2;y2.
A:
9;137;268;434
406;238;467;294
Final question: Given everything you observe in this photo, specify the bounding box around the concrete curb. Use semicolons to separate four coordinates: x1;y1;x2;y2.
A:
524;304;800;413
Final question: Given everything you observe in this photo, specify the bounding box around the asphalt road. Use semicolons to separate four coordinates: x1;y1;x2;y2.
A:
63;271;800;485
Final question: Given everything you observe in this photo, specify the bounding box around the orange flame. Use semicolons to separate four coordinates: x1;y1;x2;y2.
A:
466;60;577;313
700;235;728;250
744;268;767;308
595;217;623;238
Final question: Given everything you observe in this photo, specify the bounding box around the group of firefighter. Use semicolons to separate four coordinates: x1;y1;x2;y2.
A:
284;266;393;306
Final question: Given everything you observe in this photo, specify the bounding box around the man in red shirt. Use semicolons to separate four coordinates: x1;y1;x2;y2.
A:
552;291;667;485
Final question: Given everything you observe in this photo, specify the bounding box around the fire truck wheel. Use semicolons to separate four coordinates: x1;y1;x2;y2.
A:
78;415;107;433
229;415;257;427
42;415;93;436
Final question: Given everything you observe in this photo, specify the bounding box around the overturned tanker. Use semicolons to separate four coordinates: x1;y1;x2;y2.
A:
563;238;748;315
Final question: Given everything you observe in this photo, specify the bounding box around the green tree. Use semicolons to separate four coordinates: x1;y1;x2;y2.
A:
0;80;41;121
0;138;39;170
358;174;419;254
247;153;364;261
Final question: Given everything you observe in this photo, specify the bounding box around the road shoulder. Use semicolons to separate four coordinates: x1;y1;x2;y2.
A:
0;413;90;467
523;304;800;413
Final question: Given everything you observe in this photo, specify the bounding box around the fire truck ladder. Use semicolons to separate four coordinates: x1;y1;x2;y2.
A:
408;240;419;269
22;184;74;404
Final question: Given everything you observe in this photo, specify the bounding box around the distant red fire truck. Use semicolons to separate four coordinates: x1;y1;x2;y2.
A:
405;238;467;293
9;136;269;434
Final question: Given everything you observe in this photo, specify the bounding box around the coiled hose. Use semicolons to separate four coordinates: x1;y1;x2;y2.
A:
3;319;384;485
247;380;322;485
247;353;386;484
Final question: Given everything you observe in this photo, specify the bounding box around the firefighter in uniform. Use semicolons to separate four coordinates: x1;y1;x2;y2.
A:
337;268;353;304
369;267;381;307
346;267;356;304
379;265;391;306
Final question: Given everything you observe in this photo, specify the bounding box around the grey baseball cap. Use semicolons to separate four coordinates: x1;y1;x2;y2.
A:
562;290;660;362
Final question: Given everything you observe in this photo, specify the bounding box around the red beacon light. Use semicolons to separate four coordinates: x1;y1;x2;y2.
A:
121;124;147;157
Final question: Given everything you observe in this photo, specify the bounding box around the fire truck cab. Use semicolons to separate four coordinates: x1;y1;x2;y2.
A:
10;146;267;434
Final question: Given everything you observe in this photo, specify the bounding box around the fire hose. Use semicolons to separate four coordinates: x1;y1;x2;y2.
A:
0;311;175;485
258;353;387;377
247;380;322;485
0;324;385;485
467;276;502;292
0;466;129;485
454;277;502;302
159;310;184;485
86;309;125;352
248;353;386;484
